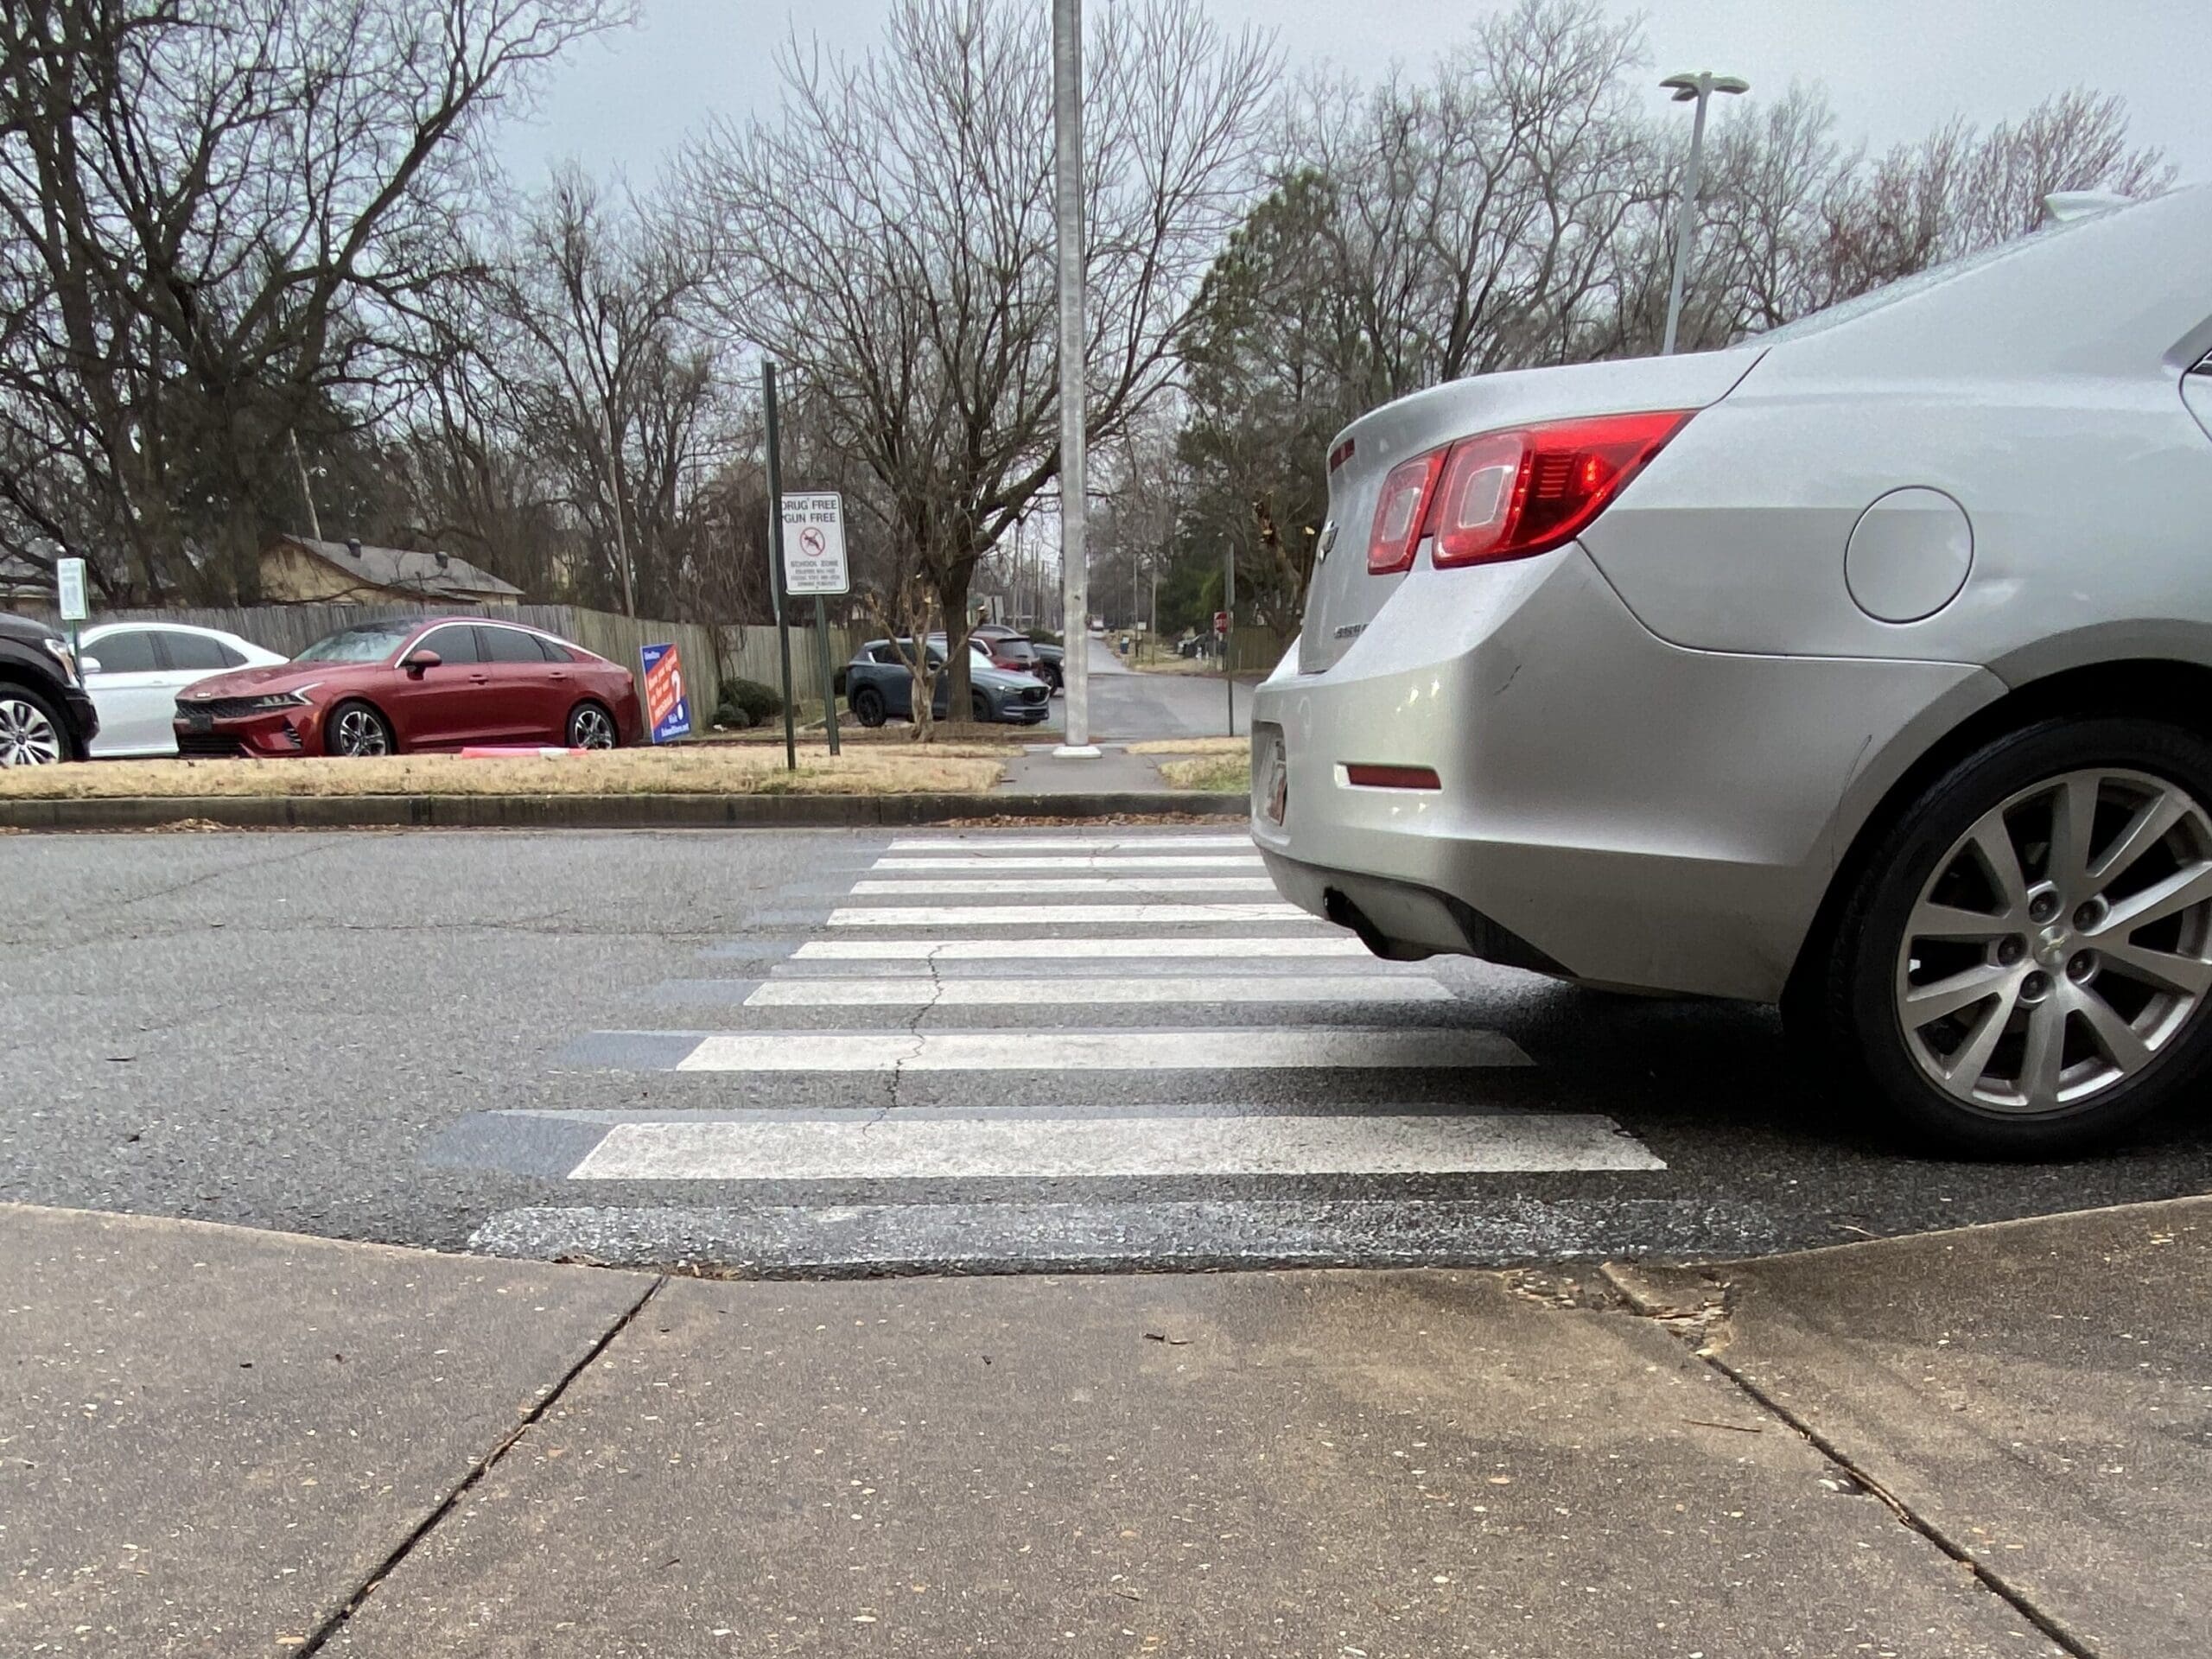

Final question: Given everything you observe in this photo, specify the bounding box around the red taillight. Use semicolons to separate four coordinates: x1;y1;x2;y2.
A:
1424;410;1692;569
1344;764;1441;790
1365;450;1446;575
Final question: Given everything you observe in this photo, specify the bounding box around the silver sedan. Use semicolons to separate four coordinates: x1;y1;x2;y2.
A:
1254;183;2212;1155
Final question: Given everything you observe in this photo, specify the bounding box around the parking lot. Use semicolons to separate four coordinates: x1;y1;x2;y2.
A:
7;824;2210;1271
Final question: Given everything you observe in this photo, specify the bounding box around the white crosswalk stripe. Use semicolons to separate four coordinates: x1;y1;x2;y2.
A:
850;875;1279;895
477;825;1678;1269
743;974;1450;1007
791;937;1371;961
829;902;1310;926
873;855;1264;870
885;835;1251;852
569;1112;1658;1181
671;1027;1532;1071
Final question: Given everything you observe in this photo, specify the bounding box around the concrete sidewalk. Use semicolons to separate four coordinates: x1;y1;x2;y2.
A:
6;1198;2204;1657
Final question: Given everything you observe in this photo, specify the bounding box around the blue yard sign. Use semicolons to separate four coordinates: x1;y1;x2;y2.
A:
639;642;693;744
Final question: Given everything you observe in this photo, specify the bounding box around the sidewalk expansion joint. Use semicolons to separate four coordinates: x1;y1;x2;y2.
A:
1603;1262;2095;1659
290;1272;667;1657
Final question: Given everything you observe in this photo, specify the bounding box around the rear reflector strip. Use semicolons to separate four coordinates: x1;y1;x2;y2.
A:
1344;765;1441;791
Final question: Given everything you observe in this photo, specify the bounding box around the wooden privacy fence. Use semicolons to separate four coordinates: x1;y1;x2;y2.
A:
720;620;859;703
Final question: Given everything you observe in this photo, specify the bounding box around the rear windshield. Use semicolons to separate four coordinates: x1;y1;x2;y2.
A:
296;622;415;663
1744;205;2123;348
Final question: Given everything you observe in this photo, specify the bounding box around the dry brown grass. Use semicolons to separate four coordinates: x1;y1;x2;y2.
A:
1124;735;1248;757
713;721;1023;752
0;746;1004;800
1158;753;1252;793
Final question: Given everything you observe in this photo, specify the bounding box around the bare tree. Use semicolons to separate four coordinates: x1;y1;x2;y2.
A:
0;0;626;601
686;0;1276;723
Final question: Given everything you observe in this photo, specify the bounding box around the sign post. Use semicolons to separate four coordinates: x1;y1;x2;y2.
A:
761;362;797;771
56;556;87;668
780;491;850;759
639;642;693;744
1221;547;1236;738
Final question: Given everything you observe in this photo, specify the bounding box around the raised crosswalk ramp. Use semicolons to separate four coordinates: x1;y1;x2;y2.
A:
453;828;1710;1272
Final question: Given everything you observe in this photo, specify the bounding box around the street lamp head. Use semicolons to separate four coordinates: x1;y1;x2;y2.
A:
1662;71;1751;101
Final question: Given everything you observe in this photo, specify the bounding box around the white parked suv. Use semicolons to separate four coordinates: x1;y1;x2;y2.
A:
1254;185;2212;1155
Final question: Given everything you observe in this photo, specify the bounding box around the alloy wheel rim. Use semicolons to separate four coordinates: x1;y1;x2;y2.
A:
1897;766;2212;1114
336;709;388;756
573;707;615;748
0;698;61;765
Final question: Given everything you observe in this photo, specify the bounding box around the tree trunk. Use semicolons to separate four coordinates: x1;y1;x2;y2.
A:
935;567;976;724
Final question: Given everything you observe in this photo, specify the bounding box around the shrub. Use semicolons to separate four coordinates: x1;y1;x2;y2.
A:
718;677;783;726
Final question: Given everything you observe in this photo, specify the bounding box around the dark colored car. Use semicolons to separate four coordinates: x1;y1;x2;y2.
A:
971;622;1062;690
1031;641;1065;690
173;616;643;757
0;613;99;765
844;638;1052;727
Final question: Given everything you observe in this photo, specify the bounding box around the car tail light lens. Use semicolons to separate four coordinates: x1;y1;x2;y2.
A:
1425;410;1692;569
1365;450;1446;575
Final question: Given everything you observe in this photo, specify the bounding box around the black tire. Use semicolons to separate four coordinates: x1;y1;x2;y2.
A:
1807;716;2212;1158
325;699;394;758
0;683;74;765
970;690;991;724
567;700;620;749
852;684;887;728
1043;664;1064;692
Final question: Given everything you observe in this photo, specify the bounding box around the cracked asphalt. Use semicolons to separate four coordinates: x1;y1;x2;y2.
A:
5;827;2211;1269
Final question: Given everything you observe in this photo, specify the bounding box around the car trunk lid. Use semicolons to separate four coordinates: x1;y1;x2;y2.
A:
1300;350;1764;673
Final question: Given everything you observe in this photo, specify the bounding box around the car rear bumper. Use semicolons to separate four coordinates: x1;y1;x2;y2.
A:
1250;545;1999;1001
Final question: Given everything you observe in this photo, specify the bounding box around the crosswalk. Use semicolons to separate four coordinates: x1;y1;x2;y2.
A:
454;829;1716;1272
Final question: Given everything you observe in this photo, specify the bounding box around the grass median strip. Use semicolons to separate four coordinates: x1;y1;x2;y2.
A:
0;746;1007;799
1158;753;1253;793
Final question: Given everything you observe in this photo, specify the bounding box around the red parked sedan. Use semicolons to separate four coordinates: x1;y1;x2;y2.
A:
173;617;643;758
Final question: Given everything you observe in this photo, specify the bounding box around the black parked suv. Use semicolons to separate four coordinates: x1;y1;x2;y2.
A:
0;613;99;764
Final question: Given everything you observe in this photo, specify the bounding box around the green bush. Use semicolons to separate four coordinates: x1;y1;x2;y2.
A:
718;677;783;726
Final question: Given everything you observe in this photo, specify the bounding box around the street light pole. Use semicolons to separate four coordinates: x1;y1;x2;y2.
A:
1659;70;1749;357
1052;0;1096;756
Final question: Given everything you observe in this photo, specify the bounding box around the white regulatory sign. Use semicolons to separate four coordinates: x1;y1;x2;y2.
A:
56;556;88;622
780;493;849;596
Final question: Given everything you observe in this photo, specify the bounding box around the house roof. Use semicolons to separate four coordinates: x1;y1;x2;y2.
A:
276;536;523;601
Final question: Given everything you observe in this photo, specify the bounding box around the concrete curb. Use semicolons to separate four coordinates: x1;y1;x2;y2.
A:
0;790;1249;832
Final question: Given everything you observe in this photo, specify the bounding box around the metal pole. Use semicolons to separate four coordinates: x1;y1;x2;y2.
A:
814;593;841;756
1659;72;1746;357
1223;543;1235;737
762;361;797;771
1052;0;1094;755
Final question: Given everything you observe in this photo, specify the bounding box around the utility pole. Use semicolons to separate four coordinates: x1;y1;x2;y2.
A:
600;400;637;616
1052;0;1096;756
1660;70;1749;356
288;430;321;542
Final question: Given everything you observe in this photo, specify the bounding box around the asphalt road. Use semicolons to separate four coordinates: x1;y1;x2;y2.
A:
1006;635;1257;742
5;825;2210;1274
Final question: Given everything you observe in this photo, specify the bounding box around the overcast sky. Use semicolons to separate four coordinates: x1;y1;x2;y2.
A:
498;0;2210;191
